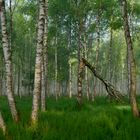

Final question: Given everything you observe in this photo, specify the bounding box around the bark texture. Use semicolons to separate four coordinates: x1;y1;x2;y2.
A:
31;0;45;124
41;0;48;112
121;0;139;117
0;0;19;122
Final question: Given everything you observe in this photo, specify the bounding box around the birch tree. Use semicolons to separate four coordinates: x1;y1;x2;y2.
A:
31;0;45;124
121;0;139;117
0;0;19;122
41;0;48;112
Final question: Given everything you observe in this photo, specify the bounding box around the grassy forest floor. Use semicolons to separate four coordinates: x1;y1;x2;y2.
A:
0;96;140;140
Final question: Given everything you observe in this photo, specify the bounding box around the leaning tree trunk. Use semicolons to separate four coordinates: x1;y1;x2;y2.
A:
31;0;45;124
0;112;6;135
81;58;124;102
121;0;139;117
0;0;19;122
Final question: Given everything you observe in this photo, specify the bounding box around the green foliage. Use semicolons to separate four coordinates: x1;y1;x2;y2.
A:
0;97;140;140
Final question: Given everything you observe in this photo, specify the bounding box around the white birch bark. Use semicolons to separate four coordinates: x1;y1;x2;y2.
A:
31;0;45;124
0;0;19;122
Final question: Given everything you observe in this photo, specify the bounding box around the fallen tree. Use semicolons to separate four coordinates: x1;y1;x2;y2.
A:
80;58;124;102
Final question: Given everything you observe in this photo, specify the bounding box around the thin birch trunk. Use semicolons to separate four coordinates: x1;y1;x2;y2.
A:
77;23;83;105
55;37;58;101
69;61;72;98
109;27;113;82
68;24;72;98
0;0;19;122
83;35;89;100
9;0;13;50
121;0;139;117
41;0;48;111
93;10;100;100
31;0;45;124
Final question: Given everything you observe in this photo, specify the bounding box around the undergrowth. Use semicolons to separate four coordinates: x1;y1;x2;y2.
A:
0;96;140;140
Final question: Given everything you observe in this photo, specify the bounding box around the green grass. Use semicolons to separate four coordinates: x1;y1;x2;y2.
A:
0;96;140;140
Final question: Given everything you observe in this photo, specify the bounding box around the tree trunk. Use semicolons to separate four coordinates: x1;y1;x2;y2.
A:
0;0;19;122
83;34;90;100
109;27;113;82
31;0;45;124
0;112;6;135
69;61;72;98
55;37;58;101
127;45;131;99
17;64;20;97
121;0;139;117
41;0;48;112
93;9;101;100
9;0;12;49
77;58;85;105
41;58;46;111
68;23;72;98
81;58;124;102
77;23;83;105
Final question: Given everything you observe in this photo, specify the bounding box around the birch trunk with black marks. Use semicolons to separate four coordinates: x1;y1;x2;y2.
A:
41;0;48;112
0;0;19;122
31;0;45;124
121;0;139;117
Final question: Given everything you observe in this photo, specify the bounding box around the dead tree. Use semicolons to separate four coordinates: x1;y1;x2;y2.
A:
81;58;124;102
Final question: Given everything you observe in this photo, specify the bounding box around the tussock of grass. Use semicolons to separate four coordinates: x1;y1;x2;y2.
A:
0;96;140;140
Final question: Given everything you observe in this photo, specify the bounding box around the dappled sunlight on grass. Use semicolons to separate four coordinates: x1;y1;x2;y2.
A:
115;105;131;110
